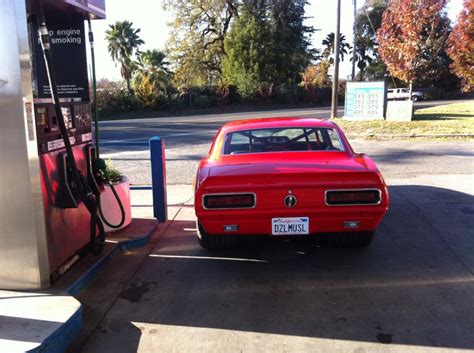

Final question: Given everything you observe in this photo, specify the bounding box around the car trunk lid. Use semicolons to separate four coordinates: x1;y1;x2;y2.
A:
200;156;383;210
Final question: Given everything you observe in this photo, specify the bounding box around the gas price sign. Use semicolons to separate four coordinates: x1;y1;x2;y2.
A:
344;81;386;120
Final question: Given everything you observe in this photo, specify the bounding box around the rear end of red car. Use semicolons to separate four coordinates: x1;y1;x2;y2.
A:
195;156;389;248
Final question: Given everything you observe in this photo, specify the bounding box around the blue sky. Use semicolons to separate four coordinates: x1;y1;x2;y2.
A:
90;0;464;81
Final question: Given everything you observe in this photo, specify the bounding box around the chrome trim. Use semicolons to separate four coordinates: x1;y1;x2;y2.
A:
344;221;360;229
0;0;49;289
284;195;297;208
202;192;257;210
224;150;347;156
325;188;382;206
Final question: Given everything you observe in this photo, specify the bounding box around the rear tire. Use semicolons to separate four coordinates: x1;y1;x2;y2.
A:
196;221;239;249
331;231;374;248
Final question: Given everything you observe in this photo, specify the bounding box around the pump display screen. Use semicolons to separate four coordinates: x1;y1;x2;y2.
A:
34;103;93;154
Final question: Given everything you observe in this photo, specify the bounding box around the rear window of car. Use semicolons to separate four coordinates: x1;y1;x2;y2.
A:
223;127;345;155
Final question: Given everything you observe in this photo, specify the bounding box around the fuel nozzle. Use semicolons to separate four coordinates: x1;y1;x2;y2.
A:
92;157;109;183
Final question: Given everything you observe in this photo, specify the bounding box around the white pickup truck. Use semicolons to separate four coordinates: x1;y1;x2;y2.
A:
387;88;424;101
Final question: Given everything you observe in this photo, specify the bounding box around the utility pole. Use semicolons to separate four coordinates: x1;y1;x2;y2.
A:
331;0;341;118
351;0;357;81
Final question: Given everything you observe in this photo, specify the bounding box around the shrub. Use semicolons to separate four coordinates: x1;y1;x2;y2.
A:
96;81;142;116
134;75;160;109
191;95;213;109
105;160;123;183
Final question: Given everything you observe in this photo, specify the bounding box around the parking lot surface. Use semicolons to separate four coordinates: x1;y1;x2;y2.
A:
79;173;474;353
78;107;474;352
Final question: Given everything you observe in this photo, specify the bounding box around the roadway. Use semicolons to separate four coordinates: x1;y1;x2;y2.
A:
97;101;474;185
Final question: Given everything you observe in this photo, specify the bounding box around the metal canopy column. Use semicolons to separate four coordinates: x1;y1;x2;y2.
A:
0;0;50;289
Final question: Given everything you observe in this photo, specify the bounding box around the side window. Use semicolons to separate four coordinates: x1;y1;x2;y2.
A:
230;132;249;145
306;130;317;142
327;129;343;150
316;130;324;143
224;132;250;154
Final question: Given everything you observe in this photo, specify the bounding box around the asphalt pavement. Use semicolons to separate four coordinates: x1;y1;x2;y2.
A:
78;173;474;353
72;103;474;353
97;102;474;185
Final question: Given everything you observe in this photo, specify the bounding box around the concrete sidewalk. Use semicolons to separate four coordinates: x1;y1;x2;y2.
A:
0;185;194;353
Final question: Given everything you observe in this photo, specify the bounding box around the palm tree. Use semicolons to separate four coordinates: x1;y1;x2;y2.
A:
322;32;352;64
135;49;170;92
105;21;144;94
352;37;375;81
352;1;388;81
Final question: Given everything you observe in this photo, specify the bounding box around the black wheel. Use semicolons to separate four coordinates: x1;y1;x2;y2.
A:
331;231;374;248
412;96;418;101
196;221;239;249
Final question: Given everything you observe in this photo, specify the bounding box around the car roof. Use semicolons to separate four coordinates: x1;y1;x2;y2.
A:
221;117;338;133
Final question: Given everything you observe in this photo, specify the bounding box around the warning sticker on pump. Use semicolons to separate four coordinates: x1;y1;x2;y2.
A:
81;133;93;142
47;136;76;151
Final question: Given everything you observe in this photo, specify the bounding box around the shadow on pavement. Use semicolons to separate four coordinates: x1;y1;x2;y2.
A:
413;113;472;121
80;185;474;352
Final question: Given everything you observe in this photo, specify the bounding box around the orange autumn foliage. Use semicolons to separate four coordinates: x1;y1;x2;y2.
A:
376;0;448;85
446;0;474;92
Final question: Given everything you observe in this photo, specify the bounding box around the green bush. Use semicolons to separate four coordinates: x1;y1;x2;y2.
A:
105;160;123;183
95;79;339;116
191;95;213;109
96;82;142;116
273;85;297;104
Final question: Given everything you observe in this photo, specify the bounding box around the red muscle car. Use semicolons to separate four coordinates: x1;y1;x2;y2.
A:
194;117;389;249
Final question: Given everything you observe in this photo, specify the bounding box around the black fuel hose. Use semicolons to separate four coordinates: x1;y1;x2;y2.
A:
86;16;126;229
98;181;126;229
35;0;105;255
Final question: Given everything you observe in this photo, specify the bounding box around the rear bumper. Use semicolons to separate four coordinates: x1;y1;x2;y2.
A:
197;207;387;236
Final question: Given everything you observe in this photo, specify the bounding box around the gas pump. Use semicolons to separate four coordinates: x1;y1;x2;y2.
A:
0;0;117;290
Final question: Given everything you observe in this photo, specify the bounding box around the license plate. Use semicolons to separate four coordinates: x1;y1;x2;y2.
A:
272;217;309;235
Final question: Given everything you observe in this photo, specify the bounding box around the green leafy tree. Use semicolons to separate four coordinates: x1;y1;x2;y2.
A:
222;4;272;98
105;21;144;94
164;0;238;89
223;1;315;98
133;50;171;108
268;0;316;85
134;50;170;92
446;0;474;92
322;33;351;64
376;0;449;92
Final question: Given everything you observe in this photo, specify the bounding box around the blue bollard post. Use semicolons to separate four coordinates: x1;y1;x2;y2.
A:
150;136;167;222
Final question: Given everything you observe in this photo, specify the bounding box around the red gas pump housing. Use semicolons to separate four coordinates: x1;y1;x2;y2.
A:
29;0;106;281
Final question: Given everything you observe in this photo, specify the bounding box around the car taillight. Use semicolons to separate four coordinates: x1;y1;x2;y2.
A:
326;190;381;205
203;194;255;209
